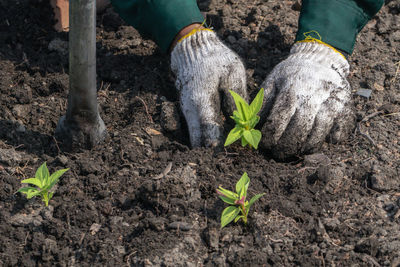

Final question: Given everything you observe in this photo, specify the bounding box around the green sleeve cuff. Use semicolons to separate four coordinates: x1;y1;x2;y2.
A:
110;0;204;53
295;0;384;54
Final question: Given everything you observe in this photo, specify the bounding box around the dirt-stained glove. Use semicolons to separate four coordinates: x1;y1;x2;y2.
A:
260;42;355;159
171;29;247;147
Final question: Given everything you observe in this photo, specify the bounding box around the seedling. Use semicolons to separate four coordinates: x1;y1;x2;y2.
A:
224;88;264;149
217;172;265;228
18;162;69;206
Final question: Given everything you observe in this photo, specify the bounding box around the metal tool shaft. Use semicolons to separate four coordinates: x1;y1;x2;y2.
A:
68;0;97;121
56;0;106;149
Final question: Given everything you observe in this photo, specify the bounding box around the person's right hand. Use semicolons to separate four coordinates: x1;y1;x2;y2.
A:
171;29;248;147
259;42;355;159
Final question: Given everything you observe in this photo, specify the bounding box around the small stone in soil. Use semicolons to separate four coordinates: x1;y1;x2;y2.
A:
115;245;126;255
356;88;372;98
89;223;102;235
10;213;43;227
110;216;124;225
56;155;68;165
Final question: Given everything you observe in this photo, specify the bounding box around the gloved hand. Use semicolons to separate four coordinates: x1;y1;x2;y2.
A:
171;29;247;147
260;42;355;159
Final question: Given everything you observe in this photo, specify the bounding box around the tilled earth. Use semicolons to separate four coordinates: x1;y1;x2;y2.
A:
1;0;400;266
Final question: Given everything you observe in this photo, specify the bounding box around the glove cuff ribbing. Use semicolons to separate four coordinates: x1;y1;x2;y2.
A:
171;30;234;75
290;42;350;77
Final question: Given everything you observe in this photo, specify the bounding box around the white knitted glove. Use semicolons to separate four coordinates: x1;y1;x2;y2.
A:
260;42;355;159
171;30;247;147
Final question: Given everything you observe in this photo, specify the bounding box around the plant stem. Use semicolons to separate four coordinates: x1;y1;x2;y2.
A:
43;193;49;206
240;204;247;224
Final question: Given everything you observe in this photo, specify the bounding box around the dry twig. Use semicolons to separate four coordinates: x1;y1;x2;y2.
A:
125;250;137;266
52;136;61;154
318;219;341;247
135;96;153;124
362;254;381;267
391;61;400;84
153;162;172;180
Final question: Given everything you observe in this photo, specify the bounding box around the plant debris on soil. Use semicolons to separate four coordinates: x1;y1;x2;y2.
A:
1;0;400;266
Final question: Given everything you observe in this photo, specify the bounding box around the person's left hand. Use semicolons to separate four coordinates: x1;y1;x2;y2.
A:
259;42;355;159
171;29;248;147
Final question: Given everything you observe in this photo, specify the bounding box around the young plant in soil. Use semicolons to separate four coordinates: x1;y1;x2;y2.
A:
18;162;69;206
224;88;264;149
217;172;265;228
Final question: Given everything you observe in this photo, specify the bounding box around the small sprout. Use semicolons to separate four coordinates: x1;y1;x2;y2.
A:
18;162;69;206
217;172;265;228
224;88;264;149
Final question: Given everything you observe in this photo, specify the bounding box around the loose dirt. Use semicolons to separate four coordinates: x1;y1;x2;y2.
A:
0;0;399;266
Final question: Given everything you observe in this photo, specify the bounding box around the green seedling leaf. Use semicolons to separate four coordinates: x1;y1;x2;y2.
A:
18;187;37;194
250;129;262;149
246;193;266;215
18;162;69;207
20;178;43;188
249;116;260;129
217;187;238;200
27;190;41;199
229;90;250;121
243;130;256;148
231;111;241;123
224;126;243;147
225;89;264;149
241;136;248;147
45;168;69;191
218;196;236;205
49;168;69;184
221;206;241;228
217;172;265;228
248;193;265;207
21;190;38;199
217;188;237;204
234;215;245;223
18;187;40;199
239;102;250;122
35;162;49;185
249;88;264;118
242;129;262;149
235;172;250;198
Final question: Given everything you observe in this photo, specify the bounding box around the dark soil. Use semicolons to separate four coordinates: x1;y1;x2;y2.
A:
1;0;400;266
